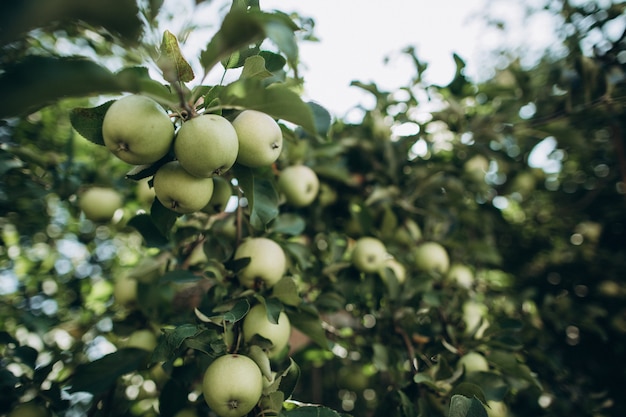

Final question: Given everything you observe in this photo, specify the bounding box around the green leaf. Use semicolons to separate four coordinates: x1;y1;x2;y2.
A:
307;101;332;138
451;382;488;405
0;0;142;46
270;213;306;235
157;30;195;84
240;55;274;80
160;270;200;283
69;348;149;394
284;405;342;417
152;324;203;363
260;11;299;67
287;304;329;350
69;100;114;146
263;297;284;324
235;165;279;230
218;78;316;134
259;50;287;72
278;358;301;400
0;56;119;118
448;395;488;417
150;198;180;238
127;213;170;248
272;276;302;307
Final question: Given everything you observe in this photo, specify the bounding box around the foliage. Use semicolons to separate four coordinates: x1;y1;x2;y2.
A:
1;1;626;417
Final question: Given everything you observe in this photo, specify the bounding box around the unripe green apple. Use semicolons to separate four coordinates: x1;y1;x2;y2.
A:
135;178;155;206
78;186;123;222
447;263;474;289
8;403;48;417
486;400;508;417
202;176;233;214
463;154;489;180
351;237;387;273
457;351;489;374
174;114;239;177
202;354;263;417
234;237;286;289
126;329;158;351
153;161;214;214
463;300;489;337
102;95;175;165
231;110;283;168
277;165;320;207
243;303;291;358
113;273;138;306
413;242;450;275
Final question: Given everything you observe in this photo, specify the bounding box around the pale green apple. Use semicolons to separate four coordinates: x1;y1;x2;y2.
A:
102;95;175;165
413;242;450;275
231;110;283;168
447;263;474;289
202;354;263;417
113;273;138;306
463;154;489;180
351;237;387;273
234;237;286;289
126;329;158;351
78;186;123;222
202;176;233;214
457;351;489;374
135;178;156;206
153;161;214;214
243;303;291;358
277;165;320;207
174;114;239;177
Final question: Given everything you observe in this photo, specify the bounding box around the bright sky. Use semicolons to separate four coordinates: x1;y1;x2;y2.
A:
171;0;562;120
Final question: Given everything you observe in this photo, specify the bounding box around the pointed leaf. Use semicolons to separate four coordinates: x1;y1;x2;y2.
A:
158;30;195;84
270;213;306;235
69;348;149;394
235;165;279;230
70;101;114;146
127;213;170;248
150;198;180;237
263;297;284;325
218;78;316;133
240;55;274;80
272;276;302;307
448;395;488;417
287;305;329;350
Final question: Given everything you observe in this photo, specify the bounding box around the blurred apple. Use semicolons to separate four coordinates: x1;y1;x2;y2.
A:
79;186;123;222
413;242;450;275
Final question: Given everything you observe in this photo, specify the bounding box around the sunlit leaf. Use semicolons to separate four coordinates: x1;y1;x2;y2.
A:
69;101;114;146
235;165;279;230
157;30;195;84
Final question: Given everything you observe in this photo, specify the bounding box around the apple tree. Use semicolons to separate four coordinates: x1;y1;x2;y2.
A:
1;1;626;417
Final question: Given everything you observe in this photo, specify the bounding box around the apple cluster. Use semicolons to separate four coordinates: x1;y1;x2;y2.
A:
101;94;286;214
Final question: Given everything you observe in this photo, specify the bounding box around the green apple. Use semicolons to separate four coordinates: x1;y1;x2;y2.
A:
463;154;489;180
102;95;175;165
486;400;508;417
351;237;387;273
8;403;48;417
231;110;283;167
277;165;320;207
126;329;158;351
447;263;474;289
202;175;233;214
457;351;489;374
412;242;450;275
113;273;138;306
243;303;291;358
153;161;215;214
174;114;239;177
463;300;489;337
234;237;287;289
135;178;155;206
202;354;263;417
78;186;123;222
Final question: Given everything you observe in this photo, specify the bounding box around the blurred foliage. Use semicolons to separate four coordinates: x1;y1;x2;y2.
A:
1;1;626;417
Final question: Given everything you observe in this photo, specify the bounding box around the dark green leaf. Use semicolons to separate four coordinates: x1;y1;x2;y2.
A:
235;165;279;230
263;297;284;324
270;213;306;235
451;383;488;405
284;405;342;417
157;30;195;84
127;213;170;248
69;348;149;394
160;270;200;283
287;305;329;350
307;101;332;138
218;78;316;134
223;298;251;323
69;101;114;146
158;378;190;417
272;276;302;307
150;198;180;238
14;346;38;369
259;51;287;72
448;395;488;417
278;358;301;401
